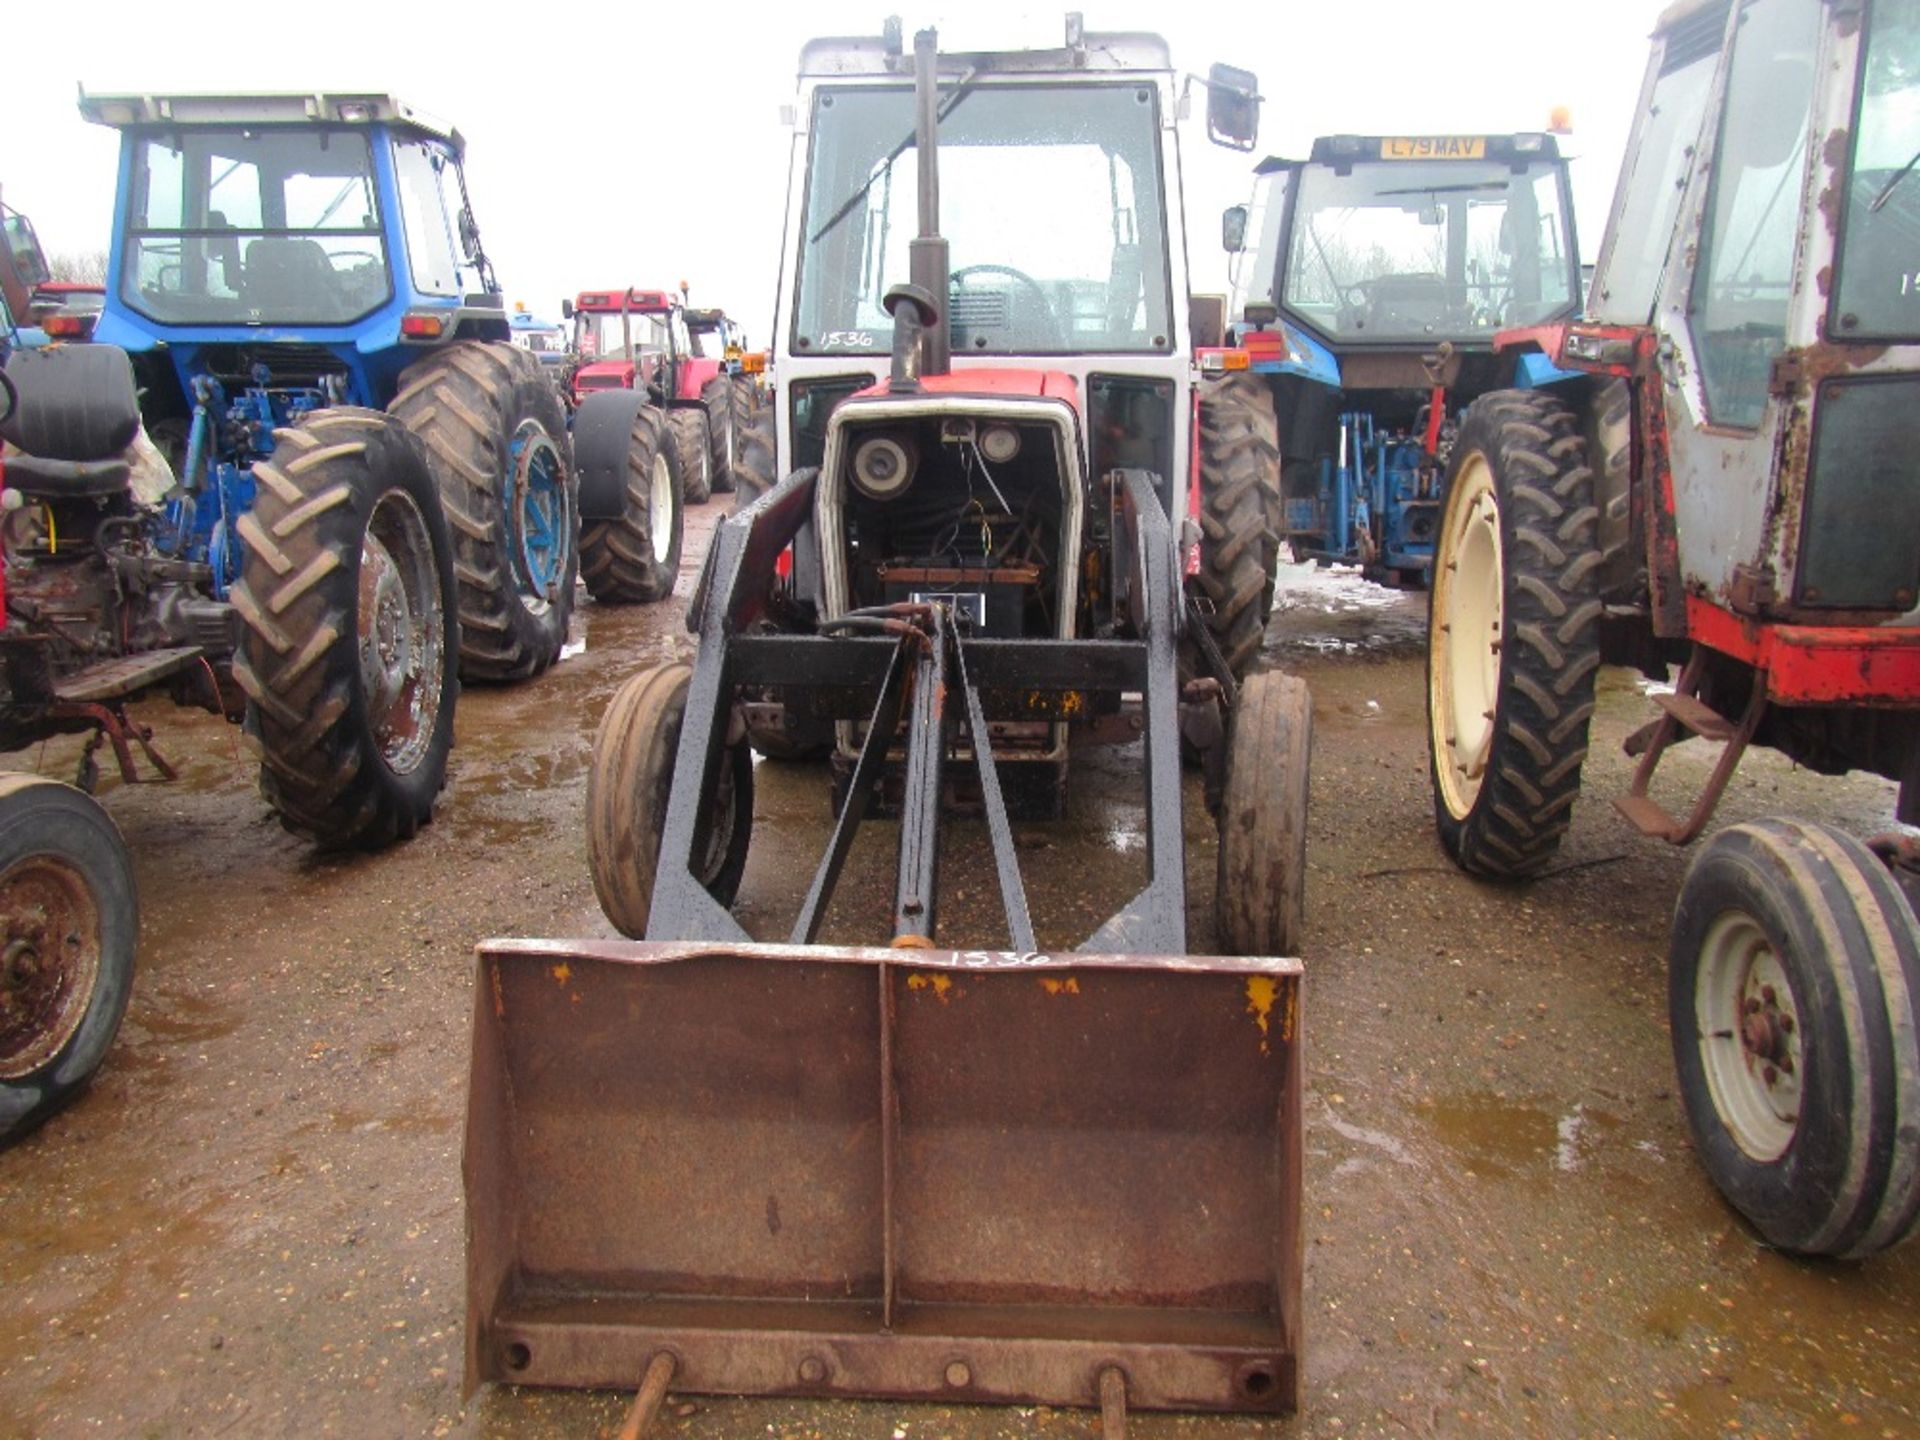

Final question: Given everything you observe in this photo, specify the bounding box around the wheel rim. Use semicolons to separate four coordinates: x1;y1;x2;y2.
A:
358;488;445;776
1696;910;1804;1162
650;451;675;566
699;754;739;886
506;420;570;611
1430;451;1504;819
0;856;102;1080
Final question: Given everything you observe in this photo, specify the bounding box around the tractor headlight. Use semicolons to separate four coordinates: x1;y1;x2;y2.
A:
850;433;917;501
979;424;1021;464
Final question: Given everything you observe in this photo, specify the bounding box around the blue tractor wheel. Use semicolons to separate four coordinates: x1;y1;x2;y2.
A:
232;408;458;848
390;343;579;682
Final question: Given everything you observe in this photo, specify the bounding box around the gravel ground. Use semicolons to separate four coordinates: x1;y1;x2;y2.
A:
1;514;1915;1440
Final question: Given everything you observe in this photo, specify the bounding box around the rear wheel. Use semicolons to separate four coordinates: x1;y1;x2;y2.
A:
588;663;752;938
1427;391;1601;878
1216;670;1312;955
700;375;736;494
580;404;684;604
390;342;578;682
1671;819;1920;1258
1196;374;1283;677
732;403;776;514
668;407;711;504
234;409;458;848
0;776;138;1143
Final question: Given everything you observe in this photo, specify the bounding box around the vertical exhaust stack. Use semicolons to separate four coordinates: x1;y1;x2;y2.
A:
906;25;950;377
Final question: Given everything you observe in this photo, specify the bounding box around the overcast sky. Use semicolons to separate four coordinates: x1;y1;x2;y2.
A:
3;0;1669;341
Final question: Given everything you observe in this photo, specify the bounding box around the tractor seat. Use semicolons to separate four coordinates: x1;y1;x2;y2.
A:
240;237;336;313
0;344;141;463
1;453;132;498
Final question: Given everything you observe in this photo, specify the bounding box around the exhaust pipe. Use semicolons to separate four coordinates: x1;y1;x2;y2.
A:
906;25;950;378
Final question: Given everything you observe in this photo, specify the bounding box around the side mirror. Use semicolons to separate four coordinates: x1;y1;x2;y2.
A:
1206;64;1260;152
456;209;481;261
1222;204;1249;253
561;298;574;320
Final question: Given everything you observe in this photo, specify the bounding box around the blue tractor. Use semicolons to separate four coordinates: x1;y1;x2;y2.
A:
1223;133;1583;585
0;93;579;848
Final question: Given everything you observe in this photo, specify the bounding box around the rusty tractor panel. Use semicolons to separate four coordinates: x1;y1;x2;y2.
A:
465;940;1303;1415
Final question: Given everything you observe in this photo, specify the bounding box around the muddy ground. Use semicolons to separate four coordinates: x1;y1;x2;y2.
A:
1;504;1915;1440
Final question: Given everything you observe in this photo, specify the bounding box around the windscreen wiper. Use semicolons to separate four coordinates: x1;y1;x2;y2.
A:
1870;149;1920;214
1377;182;1504;197
808;70;977;246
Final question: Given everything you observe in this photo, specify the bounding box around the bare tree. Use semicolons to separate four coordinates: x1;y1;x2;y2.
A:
48;251;109;285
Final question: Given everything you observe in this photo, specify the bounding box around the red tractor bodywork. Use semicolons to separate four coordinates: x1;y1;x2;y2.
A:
569;287;725;409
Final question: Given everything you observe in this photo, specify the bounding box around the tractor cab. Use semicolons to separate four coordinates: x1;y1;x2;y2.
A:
563;288;676;403
1226;132;1582;580
82;92;510;421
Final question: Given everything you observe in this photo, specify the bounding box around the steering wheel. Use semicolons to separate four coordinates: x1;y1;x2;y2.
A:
328;251;381;270
950;264;1064;348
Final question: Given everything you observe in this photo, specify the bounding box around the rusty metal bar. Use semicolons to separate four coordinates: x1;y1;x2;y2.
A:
893;607;948;943
880;965;900;1330
953;630;1036;953
790;637;916;945
614;1351;676;1440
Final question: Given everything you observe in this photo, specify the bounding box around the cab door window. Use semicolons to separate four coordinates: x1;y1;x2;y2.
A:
1687;0;1820;429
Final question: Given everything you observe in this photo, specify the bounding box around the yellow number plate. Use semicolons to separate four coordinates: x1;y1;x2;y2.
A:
1380;136;1487;161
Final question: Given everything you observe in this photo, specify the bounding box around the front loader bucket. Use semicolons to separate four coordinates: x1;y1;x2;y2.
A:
465;939;1303;1417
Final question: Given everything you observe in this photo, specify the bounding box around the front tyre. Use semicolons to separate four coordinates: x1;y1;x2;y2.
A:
233;409;458;849
0;776;138;1143
588;663;752;938
391;342;578;683
1427;391;1602;878
1216;670;1312;955
579;403;683;604
668;407;712;504
1670;820;1920;1258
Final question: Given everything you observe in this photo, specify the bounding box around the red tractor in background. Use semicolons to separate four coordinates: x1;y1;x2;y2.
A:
561;286;756;504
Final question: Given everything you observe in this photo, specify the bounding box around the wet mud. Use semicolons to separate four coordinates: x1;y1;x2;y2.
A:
0;516;1914;1438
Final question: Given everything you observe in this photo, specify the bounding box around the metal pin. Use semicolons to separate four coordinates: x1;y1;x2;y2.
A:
1099;1367;1128;1440
615;1351;677;1440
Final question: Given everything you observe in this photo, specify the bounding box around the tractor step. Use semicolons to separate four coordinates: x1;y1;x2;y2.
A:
53;646;205;704
1613;791;1684;840
1649;690;1735;741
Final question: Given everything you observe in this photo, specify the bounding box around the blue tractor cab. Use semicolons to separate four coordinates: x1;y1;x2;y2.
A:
1224;132;1582;583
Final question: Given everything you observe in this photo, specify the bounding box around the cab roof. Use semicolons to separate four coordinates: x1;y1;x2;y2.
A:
77;90;464;154
798;15;1170;79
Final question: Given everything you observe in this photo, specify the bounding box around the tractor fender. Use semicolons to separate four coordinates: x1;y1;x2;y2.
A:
572;388;654;522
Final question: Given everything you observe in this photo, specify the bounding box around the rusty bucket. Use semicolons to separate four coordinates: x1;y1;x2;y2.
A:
465;938;1303;1418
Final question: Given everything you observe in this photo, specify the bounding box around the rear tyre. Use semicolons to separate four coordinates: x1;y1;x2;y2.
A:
1216;670;1312;955
1196;373;1283;677
732;403;776;514
588;663;752;938
580;404;684;604
0;776;138;1143
668;407;711;504
700;375;736;494
234;409;458;848
1670;819;1920;1258
390;341;578;683
1427;391;1601;878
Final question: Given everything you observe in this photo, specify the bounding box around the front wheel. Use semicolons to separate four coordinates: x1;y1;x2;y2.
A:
1216;670;1312;955
579;403;683;604
391;342;578;683
0;775;138;1143
587;663;752;938
1427;391;1602;878
234;408;458;848
667;407;712;504
1670;819;1920;1258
